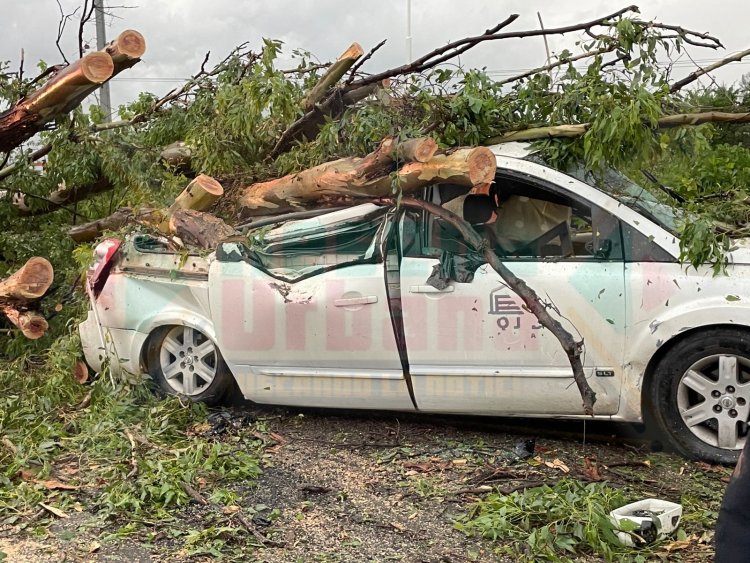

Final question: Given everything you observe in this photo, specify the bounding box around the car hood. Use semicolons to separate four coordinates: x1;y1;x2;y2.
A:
729;238;750;265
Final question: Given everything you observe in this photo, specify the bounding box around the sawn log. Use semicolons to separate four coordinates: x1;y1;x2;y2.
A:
241;140;494;216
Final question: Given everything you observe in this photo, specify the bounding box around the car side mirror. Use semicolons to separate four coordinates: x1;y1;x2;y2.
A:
594;239;612;260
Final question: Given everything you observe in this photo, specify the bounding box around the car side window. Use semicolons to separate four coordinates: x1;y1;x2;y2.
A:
420;178;623;261
621;222;677;262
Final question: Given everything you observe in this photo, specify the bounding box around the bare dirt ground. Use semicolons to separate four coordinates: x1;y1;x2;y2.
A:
0;406;728;562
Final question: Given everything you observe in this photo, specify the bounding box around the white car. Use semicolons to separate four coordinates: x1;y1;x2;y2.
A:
79;143;750;464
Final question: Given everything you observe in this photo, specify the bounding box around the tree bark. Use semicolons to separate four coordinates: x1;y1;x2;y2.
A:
400;197;596;415
0;257;54;302
301;43;364;112
0;52;114;152
242;141;495;216
169;209;238;249
160;141;193;174
68;207;160;243
2;306;48;340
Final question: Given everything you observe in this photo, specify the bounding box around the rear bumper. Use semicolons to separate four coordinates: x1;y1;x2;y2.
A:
79;310;148;376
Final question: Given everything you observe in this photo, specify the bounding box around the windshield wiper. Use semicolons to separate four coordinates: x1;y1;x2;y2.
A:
641;169;686;204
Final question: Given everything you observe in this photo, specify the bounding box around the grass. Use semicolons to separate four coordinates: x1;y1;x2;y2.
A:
0;328;267;559
456;479;634;561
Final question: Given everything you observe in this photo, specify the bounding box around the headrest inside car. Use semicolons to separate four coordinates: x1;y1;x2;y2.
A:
462;194;496;224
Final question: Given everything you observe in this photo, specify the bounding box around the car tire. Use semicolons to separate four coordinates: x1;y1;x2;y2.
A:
646;328;750;464
146;325;234;406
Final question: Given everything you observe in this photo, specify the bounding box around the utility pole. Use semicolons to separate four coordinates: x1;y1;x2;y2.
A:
406;0;413;62
94;0;111;118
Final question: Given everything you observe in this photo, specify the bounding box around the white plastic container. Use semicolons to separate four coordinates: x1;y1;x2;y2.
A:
609;499;683;547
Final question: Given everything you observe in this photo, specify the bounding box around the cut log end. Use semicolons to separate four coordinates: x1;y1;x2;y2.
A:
80;51;115;83
2;307;48;340
340;42;365;61
194;174;224;197
169;175;225;215
0;257;54;301
73;360;90;384
465;146;497;185
394;137;438;163
111;30;147;60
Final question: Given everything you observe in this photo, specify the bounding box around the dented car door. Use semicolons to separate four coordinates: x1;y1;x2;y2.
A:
208;205;413;410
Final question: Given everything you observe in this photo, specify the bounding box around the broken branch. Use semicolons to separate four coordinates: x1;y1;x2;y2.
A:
301;43;363;112
670;47;750;92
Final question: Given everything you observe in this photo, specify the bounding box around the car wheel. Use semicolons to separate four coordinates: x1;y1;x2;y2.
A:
146;325;234;405
647;329;750;464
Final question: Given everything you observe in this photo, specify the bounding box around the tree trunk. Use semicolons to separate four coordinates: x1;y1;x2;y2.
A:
2;306;48;340
301;43;364;112
240;143;495;216
0;257;54;302
169;209;239;248
0;52;114;152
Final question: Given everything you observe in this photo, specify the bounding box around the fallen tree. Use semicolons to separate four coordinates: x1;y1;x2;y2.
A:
3;5;750;411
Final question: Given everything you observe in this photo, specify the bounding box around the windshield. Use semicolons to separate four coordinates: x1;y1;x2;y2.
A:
565;165;682;234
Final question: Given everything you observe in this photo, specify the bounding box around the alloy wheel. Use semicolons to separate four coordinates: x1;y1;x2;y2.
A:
158;326;217;396
677;354;750;450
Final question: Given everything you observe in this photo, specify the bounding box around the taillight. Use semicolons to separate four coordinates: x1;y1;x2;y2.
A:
89;239;121;297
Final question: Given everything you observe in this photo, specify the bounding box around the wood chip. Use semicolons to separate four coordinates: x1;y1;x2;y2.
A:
39;502;69;518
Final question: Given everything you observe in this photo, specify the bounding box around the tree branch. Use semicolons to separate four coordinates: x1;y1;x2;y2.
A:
670;47;750;92
484;111;750;144
345;39;387;86
345;7;644;91
495;44;618;86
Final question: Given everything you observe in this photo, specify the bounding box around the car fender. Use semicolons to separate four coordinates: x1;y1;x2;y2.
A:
134;310;218;343
619;298;750;420
630;299;750;363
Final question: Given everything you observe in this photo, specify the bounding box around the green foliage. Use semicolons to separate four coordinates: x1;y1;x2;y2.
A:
456;479;635;562
0;325;264;556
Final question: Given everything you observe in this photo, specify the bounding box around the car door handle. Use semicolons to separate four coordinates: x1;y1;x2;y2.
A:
409;285;454;294
334;295;378;307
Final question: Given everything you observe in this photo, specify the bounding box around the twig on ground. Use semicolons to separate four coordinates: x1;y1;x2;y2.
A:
123;428;138;479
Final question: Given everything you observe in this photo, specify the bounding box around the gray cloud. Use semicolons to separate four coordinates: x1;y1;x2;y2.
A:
1;0;749;113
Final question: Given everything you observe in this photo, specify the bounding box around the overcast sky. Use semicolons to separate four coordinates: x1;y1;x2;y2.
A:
2;0;749;114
